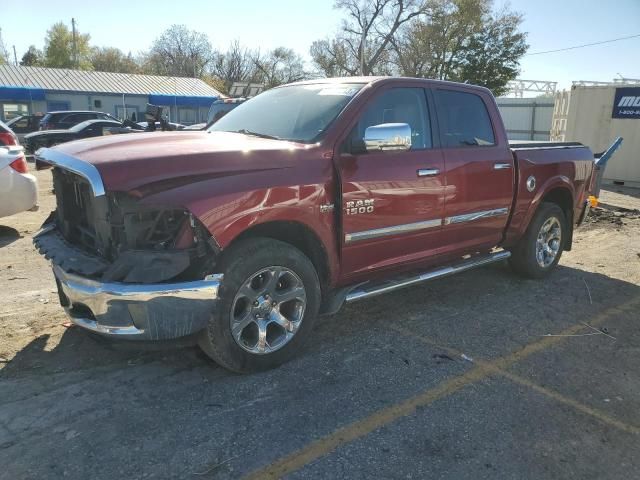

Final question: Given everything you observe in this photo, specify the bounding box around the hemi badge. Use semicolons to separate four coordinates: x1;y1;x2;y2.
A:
320;204;335;213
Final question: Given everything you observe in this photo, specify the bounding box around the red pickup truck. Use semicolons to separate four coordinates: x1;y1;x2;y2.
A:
34;77;618;373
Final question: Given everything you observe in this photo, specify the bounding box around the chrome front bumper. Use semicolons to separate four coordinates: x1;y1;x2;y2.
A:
53;264;222;340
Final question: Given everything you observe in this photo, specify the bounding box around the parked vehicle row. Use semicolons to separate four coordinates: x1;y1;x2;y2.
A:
23;119;128;153
33;76;621;373
6;114;44;143
39;111;120;130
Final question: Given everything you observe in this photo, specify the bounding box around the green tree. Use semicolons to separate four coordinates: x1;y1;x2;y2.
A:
454;9;528;96
20;45;43;66
90;47;139;73
43;21;92;70
392;0;489;79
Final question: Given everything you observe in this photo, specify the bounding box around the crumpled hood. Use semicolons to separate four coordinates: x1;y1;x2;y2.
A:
48;131;309;193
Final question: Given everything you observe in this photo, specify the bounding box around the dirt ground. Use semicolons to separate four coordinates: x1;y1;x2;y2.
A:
1;167;640;479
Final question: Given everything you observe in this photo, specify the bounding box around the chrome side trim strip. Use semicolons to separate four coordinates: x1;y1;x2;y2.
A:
36;147;106;197
444;207;509;225
493;162;512;170
346;250;511;303
345;218;441;243
417;168;440;177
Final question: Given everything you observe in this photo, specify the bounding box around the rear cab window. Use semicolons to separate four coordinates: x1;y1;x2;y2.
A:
434;89;495;147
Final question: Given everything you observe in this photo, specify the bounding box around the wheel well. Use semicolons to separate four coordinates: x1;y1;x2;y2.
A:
225;221;331;293
542;187;574;250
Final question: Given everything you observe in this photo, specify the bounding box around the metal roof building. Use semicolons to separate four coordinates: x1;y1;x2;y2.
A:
0;65;223;125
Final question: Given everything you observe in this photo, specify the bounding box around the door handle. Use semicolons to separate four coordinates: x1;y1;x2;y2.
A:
417;168;440;177
494;162;512;170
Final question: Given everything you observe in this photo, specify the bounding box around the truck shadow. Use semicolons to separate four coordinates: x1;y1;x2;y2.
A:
0;225;20;248
2;262;639;381
602;184;640;200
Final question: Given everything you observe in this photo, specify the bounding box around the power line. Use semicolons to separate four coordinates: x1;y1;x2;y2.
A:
524;33;640;56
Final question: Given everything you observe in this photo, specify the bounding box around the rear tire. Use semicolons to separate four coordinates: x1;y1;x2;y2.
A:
198;237;321;373
509;202;567;279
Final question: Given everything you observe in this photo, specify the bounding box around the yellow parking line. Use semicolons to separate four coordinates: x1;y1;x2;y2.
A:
243;297;640;480
499;369;640;435
390;322;640;436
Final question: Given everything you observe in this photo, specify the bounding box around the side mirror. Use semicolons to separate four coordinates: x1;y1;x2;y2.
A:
364;123;411;152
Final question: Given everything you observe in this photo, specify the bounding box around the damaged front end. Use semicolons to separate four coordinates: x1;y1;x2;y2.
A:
33;149;222;341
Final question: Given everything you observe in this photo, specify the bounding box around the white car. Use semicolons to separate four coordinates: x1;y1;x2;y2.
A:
0;146;38;218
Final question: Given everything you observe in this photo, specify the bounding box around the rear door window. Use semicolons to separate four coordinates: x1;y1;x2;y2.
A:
434;90;495;147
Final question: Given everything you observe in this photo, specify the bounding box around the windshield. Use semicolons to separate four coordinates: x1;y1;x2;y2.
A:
208;83;365;143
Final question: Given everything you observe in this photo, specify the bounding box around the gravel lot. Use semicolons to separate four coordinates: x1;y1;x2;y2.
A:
1;167;639;479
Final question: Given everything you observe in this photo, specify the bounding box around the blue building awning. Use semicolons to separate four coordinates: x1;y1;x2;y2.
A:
148;94;218;108
0;86;46;102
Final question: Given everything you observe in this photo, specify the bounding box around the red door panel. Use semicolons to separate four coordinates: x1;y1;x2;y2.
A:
433;88;515;255
340;149;445;277
441;146;514;251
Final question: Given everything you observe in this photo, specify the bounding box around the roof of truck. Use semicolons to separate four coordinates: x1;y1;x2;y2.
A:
289;76;493;94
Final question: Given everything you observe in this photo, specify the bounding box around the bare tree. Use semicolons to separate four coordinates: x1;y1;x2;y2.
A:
311;0;429;76
0;28;10;65
90;47;139;73
253;47;308;88
210;43;309;93
210;41;260;93
310;38;359;77
143;25;213;77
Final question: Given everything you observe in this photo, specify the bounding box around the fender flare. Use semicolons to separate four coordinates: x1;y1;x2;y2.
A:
518;175;576;248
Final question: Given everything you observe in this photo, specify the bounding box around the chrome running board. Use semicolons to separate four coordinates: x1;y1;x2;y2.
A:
345;250;511;303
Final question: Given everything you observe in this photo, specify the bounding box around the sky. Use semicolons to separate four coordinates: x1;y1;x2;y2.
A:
1;0;639;93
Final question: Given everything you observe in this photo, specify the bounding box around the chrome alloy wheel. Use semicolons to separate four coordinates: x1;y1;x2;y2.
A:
536;217;562;268
230;267;307;355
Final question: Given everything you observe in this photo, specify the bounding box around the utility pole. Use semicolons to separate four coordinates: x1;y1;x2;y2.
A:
12;45;18;66
71;18;78;69
359;22;366;76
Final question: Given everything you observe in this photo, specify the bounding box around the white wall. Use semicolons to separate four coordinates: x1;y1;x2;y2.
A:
496;97;554;141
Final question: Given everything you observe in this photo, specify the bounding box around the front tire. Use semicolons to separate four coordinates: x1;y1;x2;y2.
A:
199;237;321;373
509;202;567;279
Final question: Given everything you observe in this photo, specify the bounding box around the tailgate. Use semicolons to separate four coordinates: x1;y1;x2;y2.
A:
590;137;624;196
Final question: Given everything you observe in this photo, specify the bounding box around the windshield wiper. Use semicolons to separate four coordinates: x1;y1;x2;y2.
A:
229;129;281;140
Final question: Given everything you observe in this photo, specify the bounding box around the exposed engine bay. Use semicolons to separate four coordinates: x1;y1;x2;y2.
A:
34;167;219;284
